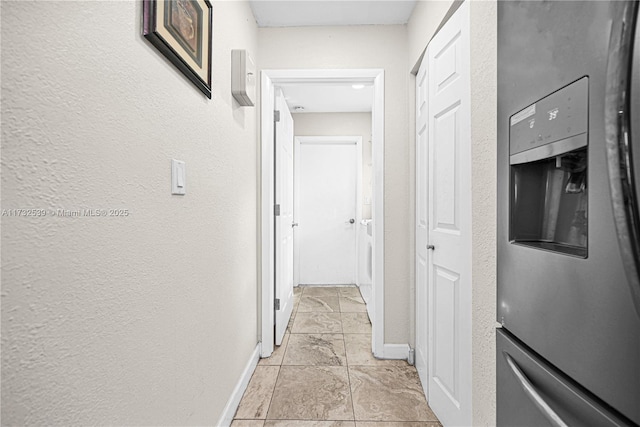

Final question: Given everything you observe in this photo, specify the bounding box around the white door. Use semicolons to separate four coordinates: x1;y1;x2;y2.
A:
298;139;358;284
422;2;473;425
415;54;430;392
274;89;294;345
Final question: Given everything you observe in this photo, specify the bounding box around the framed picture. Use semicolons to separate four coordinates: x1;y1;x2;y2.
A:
143;0;213;98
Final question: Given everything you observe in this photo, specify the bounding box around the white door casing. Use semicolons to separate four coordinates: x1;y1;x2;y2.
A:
295;137;361;285
260;69;385;359
420;1;473;425
415;54;429;393
274;89;295;346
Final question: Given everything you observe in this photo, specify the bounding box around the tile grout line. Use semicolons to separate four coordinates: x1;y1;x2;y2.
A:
260;361;282;422
340;295;359;424
349;287;366;424
280;330;291;366
339;318;356;424
263;292;296;425
254;288;298;424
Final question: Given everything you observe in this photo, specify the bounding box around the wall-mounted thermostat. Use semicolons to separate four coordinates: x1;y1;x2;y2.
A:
231;49;256;107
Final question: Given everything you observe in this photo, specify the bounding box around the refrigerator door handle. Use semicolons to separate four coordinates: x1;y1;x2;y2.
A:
503;351;569;427
604;0;640;319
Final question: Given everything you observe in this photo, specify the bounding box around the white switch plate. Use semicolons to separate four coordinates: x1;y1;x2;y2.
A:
172;159;186;195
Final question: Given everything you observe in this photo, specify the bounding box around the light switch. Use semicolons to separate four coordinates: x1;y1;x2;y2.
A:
177;168;184;188
172;159;186;195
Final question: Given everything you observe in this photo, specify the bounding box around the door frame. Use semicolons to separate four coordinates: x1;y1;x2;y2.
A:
293;136;363;287
260;69;385;358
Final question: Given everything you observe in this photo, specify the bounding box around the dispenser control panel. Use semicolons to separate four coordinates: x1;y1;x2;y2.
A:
509;77;588;156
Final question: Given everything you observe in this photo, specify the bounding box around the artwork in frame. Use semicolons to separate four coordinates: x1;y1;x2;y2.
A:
143;0;213;98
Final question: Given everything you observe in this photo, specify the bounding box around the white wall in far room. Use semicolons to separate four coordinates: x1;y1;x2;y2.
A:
292;112;373;218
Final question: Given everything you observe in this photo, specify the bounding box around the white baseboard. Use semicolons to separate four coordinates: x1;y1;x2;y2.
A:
216;343;261;427
382;343;410;360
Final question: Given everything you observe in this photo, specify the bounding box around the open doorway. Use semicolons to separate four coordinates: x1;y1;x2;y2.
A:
260;69;385;359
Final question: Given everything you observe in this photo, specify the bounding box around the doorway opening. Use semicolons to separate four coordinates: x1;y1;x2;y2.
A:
260;69;385;358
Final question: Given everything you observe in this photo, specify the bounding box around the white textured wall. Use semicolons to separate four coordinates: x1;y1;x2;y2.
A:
469;2;498;425
259;25;410;343
408;1;455;70
407;1;497;425
1;1;259;425
292;113;373;218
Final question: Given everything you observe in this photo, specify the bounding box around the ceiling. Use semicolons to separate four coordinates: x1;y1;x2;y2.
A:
279;83;374;113
253;0;403;113
249;0;417;27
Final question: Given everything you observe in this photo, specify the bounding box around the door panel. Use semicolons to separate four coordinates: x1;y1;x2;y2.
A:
416;253;428;375
298;140;357;284
274;89;294;346
433;104;460;232
435;32;461;93
433;266;459;406
426;2;472;426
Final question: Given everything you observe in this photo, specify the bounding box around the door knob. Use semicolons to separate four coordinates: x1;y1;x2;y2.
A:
292;222;299;227
427;245;435;250
349;218;355;224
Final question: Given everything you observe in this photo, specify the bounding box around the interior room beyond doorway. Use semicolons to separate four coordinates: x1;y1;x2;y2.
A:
260;69;385;360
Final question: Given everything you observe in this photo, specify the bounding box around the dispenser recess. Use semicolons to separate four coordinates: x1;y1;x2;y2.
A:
509;77;589;257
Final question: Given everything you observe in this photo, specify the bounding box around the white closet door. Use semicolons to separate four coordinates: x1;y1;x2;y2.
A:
416;2;473;426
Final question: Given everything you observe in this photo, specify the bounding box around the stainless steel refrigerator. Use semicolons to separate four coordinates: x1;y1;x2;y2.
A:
497;1;640;425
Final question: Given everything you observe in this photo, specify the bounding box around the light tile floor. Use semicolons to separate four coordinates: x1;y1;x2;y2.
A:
232;286;441;427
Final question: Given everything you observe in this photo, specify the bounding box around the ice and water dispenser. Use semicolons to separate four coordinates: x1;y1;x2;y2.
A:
509;77;589;258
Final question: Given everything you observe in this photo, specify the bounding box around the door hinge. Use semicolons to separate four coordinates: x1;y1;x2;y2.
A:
274;110;281;122
274;204;281;216
274;298;280;310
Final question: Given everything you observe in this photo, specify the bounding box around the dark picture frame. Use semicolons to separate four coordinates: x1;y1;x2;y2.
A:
143;0;213;98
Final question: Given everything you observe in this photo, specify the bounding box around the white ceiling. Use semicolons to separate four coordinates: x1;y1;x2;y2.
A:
279;83;374;113
253;0;404;113
249;0;417;27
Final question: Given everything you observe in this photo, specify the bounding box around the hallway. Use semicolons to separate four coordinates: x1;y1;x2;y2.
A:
2;2;502;423
232;286;441;426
